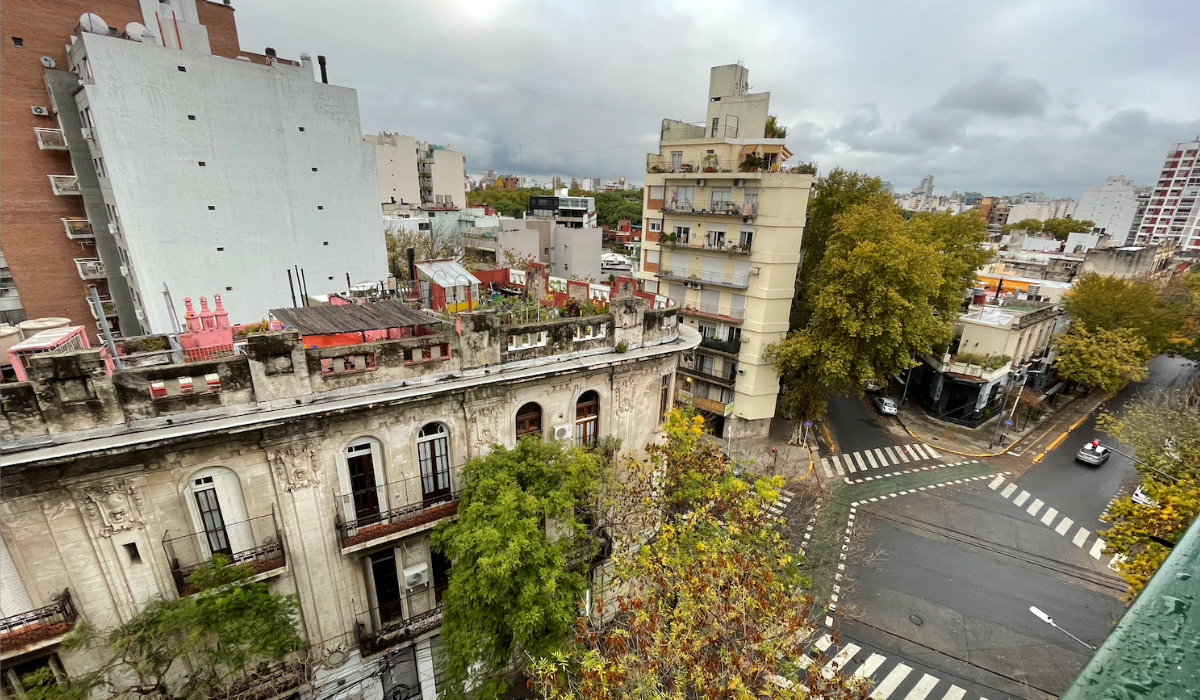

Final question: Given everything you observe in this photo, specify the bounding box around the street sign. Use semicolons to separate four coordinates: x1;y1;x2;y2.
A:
1005;420;1013;427
805;421;813;428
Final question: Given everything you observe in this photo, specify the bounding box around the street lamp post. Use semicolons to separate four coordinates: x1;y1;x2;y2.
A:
1029;606;1095;651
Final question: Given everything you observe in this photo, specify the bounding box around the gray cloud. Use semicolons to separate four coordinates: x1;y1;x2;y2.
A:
235;0;1200;197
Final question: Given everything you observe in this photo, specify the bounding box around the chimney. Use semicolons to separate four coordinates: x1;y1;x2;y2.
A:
317;55;328;84
213;294;230;330
265;47;277;58
199;296;215;330
183;298;202;332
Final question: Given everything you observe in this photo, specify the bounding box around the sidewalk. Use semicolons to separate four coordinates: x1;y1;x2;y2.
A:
895;388;1107;458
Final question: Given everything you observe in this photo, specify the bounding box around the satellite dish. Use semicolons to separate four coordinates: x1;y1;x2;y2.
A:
40;56;57;68
125;22;151;42
79;13;109;35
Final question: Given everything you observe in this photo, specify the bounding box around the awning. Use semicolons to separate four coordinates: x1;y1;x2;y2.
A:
414;260;481;286
270;300;434;335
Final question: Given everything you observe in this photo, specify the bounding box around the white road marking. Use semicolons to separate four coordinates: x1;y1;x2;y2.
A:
1040;507;1058;525
910;443;929;459
821;643;861;679
1013;491;1031;507
1090;538;1106;559
896;447;911;463
814;634;833;652
832;455;846;476
865;450;880;469
854;452;868;471
874;448;889;466
1001;483;1017;498
923;445;942;459
854;653;887;679
871;664;913;699
1073;528;1090;547
1027;498;1044;517
884;446;900;464
902;673;940;700
988;475;1005;490
821;458;833;479
939;687;966;700
1056;517;1074;535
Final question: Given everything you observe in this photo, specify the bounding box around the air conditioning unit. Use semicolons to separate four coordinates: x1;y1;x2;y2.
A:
119;265;129;277
134;309;145;320
553;425;572;440
80;127;92;139
735;179;746;187
737;369;747;375
749;267;760;275
31;106;50;116
403;563;429;590
108;222;120;235
696;179;706;187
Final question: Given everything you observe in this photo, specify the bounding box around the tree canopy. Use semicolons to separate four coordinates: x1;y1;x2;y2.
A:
432;438;603;700
1002;218;1044;233
1040;217;1095;241
569;189;644;230
21;558;304;700
769;193;989;421
467;187;550;218
1053;325;1150;392
791;168;889;329
1165;271;1200;360
1062;272;1186;354
765;115;789;138
1099;382;1200;599
529;410;868;700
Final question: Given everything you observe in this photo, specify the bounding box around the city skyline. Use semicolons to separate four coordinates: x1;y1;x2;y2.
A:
236;0;1199;198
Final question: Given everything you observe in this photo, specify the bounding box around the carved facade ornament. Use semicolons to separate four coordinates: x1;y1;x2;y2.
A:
472;405;500;447
268;440;321;492
615;378;637;414
80;479;145;537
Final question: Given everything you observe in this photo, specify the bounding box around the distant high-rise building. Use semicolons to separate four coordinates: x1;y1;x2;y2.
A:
366;134;467;210
551;176;563;190
1075;176;1145;243
570;178;580;190
911;175;934;197
1135;136;1200;250
880;181;895;194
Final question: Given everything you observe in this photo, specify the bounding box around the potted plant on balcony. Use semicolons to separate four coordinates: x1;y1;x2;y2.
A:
660;232;678;246
702;154;719;173
738;154;765;172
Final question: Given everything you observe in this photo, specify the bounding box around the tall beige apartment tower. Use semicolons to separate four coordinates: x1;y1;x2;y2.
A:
638;64;815;439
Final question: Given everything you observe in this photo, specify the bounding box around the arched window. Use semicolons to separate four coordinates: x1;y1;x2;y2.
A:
188;467;251;558
575;391;599;447
516;402;543;440
418;423;453;503
337;439;387;527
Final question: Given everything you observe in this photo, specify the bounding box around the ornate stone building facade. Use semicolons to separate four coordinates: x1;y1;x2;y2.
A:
0;300;695;699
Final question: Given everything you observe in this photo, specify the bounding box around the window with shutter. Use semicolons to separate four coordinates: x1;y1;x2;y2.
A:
0;536;33;617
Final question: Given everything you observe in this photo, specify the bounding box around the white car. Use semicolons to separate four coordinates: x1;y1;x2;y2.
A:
1132;485;1157;507
873;397;898;416
1075;440;1109;466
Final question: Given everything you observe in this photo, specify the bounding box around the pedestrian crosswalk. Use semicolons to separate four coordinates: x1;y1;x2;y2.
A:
807;634;994;700
987;474;1115;566
821;443;944;478
766;488;795;522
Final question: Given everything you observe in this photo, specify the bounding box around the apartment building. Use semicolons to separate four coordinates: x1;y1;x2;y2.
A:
0;0;262;337
637;64;816;439
25;1;389;337
1005;199;1077;224
1075;176;1148;243
0;297;692;699
1134;136;1200;251
365;133;468;210
526;193;602;279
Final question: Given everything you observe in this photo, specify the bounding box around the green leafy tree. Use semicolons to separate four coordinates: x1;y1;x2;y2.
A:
1040;217;1094;241
528;410;868;700
467;187;549;212
792;169;888;329
1099;383;1200;599
1165;271;1200;360
1063;273;1186;354
1053;325;1150;392
432;438;603;700
1002;218;1044;233
765;115;789;138
18;557;304;700
769;194;986;421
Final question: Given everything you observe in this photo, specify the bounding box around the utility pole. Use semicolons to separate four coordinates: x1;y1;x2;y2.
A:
989;369;1019;449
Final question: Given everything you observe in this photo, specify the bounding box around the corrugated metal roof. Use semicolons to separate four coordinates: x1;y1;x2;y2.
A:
415;260;481;286
270;301;435;335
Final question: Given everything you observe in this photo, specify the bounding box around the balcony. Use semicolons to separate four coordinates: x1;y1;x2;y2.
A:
699;335;742;355
35;128;68;150
657;268;749;290
0;590;79;659
62;218;95;240
679;389;734;417
661;199;757;220
681;303;744;323
48;175;81;195
88;296;117;319
357;585;447;657
647;154;818;177
335;468;463;552
162;513;287;596
679;363;737;387
74;258;105;279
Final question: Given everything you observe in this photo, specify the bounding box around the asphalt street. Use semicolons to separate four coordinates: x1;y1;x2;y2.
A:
1016;354;1197;529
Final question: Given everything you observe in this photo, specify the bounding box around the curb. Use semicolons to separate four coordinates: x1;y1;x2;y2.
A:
1026;386;1120;463
895;416;1022;459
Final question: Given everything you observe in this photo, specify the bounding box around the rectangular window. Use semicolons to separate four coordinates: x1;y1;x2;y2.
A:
649;220;662;232
739;230;754;248
660;375;672;423
646;250;660;264
649;185;664;200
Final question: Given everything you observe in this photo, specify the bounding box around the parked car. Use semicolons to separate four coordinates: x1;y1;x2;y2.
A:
1075;440;1110;466
865;383;882;393
873;396;898;416
1132;484;1157;507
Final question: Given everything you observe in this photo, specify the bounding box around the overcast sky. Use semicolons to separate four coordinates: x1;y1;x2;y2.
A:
235;0;1200;197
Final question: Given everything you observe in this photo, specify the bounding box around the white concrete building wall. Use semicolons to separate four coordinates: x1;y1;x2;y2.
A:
551;226;602;280
73;34;387;333
429;148;467;210
1005;202;1053;223
367;133;421;206
1075;176;1141;240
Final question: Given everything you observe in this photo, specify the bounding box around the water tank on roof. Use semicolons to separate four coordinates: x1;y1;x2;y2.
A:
18;317;71;338
1;326;21;366
79;13;109;35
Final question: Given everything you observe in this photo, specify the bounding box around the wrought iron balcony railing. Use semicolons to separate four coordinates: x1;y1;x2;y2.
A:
336;468;464;550
162;512;286;595
0;589;79;652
